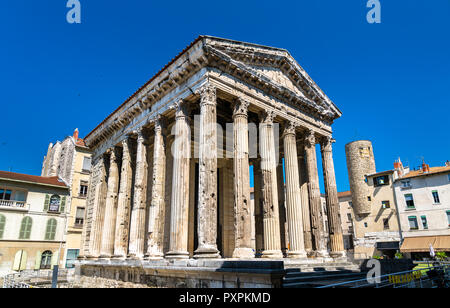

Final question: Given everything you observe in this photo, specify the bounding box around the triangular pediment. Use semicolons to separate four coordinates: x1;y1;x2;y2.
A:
203;36;342;120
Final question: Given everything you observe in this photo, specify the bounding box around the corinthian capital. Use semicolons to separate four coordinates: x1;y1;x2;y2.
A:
233;97;250;119
197;83;217;107
282;121;297;138
258;110;275;125
172;99;190;120
304;129;316;147
320;136;334;153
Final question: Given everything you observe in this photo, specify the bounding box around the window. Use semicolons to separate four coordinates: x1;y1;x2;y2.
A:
374;175;390;187
75;207;85;226
382;201;390;209
19;217;32;239
447;211;450;227
79;183;88;197
401;180;411;188
368;196;372;201
14;190;26;202
82;157;92;173
0;215;5;239
347;213;352;222
44;195;66;213
421;216;428;229
383;218;390;230
405;194;415;209
0;189;12;200
40;251;53;270
432;191;440;204
45;219;57;240
65;249;79;269
408;216;418;230
364;222;368;228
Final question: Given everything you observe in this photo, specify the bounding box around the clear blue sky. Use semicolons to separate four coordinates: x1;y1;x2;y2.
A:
1;1;449;192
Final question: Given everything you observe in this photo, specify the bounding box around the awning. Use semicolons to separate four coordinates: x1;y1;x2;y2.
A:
400;235;450;253
376;241;400;250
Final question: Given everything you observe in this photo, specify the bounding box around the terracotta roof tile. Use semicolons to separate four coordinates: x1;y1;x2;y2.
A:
0;171;68;188
400;166;450;180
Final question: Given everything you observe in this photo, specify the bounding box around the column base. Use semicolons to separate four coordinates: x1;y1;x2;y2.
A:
261;250;284;259
287;250;308;259
98;254;112;260
315;250;330;258
111;255;127;260
194;246;221;259
232;248;255;259
330;250;347;259
165;251;190;260
127;254;144;260
144;252;165;261
84;255;99;260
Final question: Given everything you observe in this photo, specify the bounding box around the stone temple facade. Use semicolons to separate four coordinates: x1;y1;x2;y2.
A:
77;36;346;287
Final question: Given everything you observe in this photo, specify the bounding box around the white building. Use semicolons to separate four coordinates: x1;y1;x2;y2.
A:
394;160;450;259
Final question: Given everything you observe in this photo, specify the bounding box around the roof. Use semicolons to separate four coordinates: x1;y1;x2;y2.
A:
399;166;450;180
75;138;87;148
0;171;68;188
366;170;394;178
338;191;352;198
85;35;341;145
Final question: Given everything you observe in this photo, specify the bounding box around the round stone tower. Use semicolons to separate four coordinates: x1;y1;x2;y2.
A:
345;140;376;216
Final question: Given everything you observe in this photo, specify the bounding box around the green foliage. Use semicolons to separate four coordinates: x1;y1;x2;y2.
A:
395;252;404;259
435;252;447;261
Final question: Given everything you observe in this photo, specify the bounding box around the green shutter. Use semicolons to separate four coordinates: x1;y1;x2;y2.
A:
45;219;57;241
43;194;50;211
60;196;66;213
34;251;42;270
0;215;5;239
19;217;32;240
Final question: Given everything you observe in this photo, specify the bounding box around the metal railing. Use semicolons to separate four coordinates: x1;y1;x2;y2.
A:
318;264;450;288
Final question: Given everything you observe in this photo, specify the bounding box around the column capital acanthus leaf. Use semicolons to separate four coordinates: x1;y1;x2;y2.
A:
233;97;250;118
197;83;217;107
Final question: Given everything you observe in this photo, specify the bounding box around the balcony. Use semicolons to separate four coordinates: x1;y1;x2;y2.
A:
0;199;28;211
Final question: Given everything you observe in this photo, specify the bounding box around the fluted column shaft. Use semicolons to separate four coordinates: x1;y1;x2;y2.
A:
128;129;148;259
114;139;134;258
304;130;328;257
259;111;283;259
283;124;307;258
321;137;345;257
194;84;220;259
232;99;254;259
145;117;167;259
166;101;191;259
297;142;313;254
100;148;120;257
88;156;107;258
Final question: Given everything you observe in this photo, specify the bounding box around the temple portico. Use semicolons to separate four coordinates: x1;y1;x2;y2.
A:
80;36;346;270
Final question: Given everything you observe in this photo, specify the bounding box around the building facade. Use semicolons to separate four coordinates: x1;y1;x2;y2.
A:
395;160;450;259
0;171;69;275
41;129;92;268
80;36;346;273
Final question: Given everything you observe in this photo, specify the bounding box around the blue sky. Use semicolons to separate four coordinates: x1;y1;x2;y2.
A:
0;1;449;192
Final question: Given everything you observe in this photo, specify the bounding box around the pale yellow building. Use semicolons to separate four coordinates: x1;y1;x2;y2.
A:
0;171;70;275
41;129;92;268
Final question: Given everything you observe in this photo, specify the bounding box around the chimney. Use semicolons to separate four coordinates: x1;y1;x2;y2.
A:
422;161;430;173
73;128;79;140
394;158;404;177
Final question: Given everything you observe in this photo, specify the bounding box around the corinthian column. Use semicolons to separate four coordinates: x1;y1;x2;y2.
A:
145;116;167;260
321;136;346;258
258;111;283;259
297;141;313;254
113;138;134;258
128;128;148;259
194;84;220;259
304;130;328;257
232;98;254;259
166;100;191;260
88;155;107;258
283;123;307;258
100;148;120;258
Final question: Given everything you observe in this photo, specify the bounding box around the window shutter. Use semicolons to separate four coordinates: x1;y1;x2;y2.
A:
45;219;57;241
19;218;26;239
60;196;66;213
0;215;5;239
44;194;50;211
34;251;42;270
